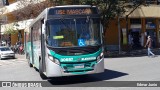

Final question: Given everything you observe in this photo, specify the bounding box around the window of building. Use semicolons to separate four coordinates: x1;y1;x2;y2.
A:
130;18;141;24
157;0;160;5
128;0;159;4
2;0;9;6
145;18;156;29
145;0;157;4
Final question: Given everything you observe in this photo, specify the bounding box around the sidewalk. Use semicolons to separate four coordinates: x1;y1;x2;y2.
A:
104;48;160;58
15;54;26;59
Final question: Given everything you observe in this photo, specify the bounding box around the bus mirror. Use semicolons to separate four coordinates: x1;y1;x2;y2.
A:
41;19;44;24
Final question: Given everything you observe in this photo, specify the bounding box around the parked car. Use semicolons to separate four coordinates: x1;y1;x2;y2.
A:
0;46;15;60
0;41;6;46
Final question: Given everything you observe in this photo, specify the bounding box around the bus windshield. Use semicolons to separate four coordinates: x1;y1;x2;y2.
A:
46;18;101;47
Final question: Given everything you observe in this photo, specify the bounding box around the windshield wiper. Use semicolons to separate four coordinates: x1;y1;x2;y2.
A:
80;16;90;38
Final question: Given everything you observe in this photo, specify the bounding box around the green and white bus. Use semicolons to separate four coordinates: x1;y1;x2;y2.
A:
25;5;104;79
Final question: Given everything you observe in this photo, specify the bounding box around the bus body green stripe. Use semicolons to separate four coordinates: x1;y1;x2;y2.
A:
49;49;102;74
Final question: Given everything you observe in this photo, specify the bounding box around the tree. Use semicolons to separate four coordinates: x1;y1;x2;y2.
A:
13;0;54;21
0;6;7;43
0;6;7;23
3;23;18;35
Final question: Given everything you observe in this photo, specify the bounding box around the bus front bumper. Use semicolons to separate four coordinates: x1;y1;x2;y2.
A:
45;58;104;77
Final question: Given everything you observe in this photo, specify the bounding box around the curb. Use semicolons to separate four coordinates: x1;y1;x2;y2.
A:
104;48;160;58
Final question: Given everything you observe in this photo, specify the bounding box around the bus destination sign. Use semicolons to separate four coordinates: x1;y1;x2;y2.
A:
55;8;92;15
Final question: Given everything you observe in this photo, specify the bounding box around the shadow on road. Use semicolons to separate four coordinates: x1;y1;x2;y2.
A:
47;69;128;86
0;58;17;60
0;54;25;60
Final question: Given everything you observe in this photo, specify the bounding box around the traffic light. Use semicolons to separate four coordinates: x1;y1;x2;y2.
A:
3;0;9;6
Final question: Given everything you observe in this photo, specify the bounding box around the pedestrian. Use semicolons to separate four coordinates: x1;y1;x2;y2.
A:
19;44;24;55
144;36;155;57
7;41;11;47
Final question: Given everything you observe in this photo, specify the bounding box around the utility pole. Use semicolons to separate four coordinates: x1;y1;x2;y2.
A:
0;22;3;46
118;16;121;54
0;23;1;45
118;0;121;54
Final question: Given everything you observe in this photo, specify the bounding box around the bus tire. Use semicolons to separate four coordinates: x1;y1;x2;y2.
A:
27;54;32;67
39;58;47;79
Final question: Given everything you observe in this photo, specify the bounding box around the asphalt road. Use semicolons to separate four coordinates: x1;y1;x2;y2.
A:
0;54;160;90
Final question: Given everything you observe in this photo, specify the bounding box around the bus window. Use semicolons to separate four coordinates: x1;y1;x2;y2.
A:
46;18;101;47
46;19;76;47
76;18;101;46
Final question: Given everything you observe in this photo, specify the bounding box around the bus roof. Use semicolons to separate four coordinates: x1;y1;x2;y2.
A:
54;5;96;8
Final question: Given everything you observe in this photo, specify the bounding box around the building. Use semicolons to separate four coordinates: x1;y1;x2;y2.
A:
0;0;47;45
105;0;160;51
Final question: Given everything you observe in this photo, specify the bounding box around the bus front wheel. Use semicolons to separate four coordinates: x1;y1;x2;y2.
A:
39;58;47;79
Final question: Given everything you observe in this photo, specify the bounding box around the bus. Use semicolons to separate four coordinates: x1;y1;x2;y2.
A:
25;5;104;79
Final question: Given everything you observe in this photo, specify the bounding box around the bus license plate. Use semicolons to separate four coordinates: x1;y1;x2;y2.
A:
74;64;84;69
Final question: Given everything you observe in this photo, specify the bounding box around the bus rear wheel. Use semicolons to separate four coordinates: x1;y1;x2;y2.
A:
27;54;32;67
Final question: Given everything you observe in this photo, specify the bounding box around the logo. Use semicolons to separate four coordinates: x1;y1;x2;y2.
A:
78;39;85;46
61;58;73;62
2;82;12;87
1;82;42;87
81;57;96;61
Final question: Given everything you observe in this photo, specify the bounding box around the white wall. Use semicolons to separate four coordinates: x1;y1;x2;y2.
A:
1;19;33;33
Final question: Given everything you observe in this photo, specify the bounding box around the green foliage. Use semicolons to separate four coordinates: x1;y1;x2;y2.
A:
4;26;18;35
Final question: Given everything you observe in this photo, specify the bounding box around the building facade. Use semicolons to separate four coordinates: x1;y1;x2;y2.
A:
105;1;160;51
0;0;46;45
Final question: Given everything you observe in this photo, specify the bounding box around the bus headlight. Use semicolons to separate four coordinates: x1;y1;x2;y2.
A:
97;52;104;62
48;54;60;65
48;55;54;61
54;59;60;65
